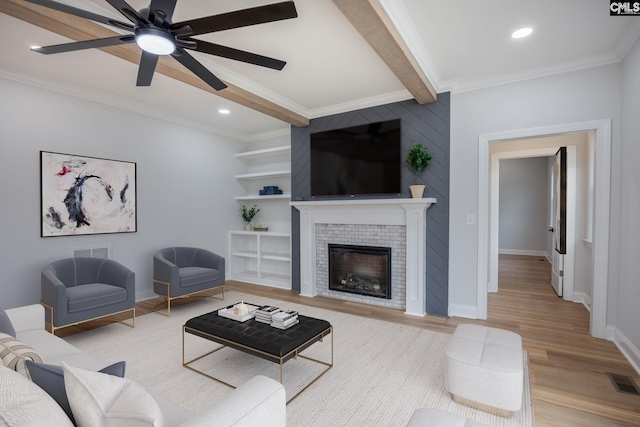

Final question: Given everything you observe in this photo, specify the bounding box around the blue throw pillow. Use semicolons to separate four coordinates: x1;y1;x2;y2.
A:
0;308;16;337
26;360;126;424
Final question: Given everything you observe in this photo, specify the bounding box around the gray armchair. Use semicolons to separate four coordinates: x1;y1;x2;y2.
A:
153;247;225;316
41;257;135;335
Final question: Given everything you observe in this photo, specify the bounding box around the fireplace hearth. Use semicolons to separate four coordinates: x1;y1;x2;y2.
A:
328;244;391;299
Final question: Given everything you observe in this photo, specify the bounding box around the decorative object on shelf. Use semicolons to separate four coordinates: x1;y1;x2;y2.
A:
240;204;260;231
40;151;136;237
253;227;269;232
405;142;432;198
259;185;284;195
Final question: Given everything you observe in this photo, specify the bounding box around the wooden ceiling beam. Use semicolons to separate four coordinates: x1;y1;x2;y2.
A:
332;0;437;104
0;0;309;127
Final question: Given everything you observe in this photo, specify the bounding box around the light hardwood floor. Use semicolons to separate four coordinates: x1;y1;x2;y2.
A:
58;254;640;426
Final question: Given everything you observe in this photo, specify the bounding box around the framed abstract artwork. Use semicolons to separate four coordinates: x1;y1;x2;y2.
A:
40;151;137;237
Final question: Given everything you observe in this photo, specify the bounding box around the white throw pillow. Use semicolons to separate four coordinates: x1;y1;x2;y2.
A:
0;332;43;378
0;364;74;427
61;362;166;427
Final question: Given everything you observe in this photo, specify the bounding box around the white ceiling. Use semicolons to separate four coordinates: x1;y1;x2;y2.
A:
1;0;639;141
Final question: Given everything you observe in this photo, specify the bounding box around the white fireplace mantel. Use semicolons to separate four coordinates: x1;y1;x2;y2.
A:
291;198;436;316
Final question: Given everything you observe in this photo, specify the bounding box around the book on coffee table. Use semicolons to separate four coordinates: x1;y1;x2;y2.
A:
271;310;299;329
255;305;281;324
271;319;299;330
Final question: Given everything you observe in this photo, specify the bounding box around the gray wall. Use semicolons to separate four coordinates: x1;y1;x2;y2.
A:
498;157;549;254
449;63;622;319
618;34;640;362
0;78;245;309
290;95;451;316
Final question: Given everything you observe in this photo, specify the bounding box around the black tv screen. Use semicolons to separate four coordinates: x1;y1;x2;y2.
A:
310;119;401;197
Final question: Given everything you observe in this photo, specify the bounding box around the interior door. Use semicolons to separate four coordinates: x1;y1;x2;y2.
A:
551;147;567;296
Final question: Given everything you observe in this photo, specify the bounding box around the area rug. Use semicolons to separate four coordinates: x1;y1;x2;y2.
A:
64;291;534;426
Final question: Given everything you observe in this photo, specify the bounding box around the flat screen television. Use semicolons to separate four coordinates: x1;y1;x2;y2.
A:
310;119;401;197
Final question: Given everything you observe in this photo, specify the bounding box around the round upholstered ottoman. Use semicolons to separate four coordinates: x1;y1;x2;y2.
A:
406;408;490;427
445;324;523;417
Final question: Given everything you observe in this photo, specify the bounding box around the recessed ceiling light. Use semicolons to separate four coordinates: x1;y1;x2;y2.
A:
30;45;42;50
512;27;533;39
219;109;230;114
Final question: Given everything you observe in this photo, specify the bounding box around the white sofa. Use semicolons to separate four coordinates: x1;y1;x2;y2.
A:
4;304;286;427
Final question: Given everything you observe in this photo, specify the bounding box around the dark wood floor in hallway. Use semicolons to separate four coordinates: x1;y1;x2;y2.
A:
62;254;640;426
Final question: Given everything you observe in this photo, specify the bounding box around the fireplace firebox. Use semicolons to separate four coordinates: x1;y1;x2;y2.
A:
328;244;392;299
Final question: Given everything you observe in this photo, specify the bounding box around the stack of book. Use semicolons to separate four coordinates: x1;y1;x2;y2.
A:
270;310;299;330
254;305;280;324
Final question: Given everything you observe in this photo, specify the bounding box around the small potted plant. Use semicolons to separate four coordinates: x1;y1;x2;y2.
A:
240;204;260;231
405;142;432;198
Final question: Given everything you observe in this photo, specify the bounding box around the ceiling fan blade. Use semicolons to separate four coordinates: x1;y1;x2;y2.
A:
136;51;159;86
24;0;133;31
171;48;227;91
105;0;149;26
171;25;194;37
176;39;197;49
171;1;298;36
149;0;178;25
32;35;135;55
187;40;286;70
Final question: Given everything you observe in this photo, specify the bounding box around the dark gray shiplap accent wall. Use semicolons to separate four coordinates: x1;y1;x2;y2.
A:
290;94;450;316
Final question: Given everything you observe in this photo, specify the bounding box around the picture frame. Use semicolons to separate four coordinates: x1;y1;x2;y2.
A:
40;151;137;237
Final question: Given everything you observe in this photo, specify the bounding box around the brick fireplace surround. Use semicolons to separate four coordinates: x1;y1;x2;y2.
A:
290;198;436;316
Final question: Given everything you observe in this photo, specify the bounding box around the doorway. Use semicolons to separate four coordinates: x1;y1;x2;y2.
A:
489;144;576;301
477;119;612;339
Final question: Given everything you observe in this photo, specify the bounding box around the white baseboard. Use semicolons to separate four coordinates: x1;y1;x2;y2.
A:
498;249;548;257
573;291;592;312
608;326;640;376
448;304;478;319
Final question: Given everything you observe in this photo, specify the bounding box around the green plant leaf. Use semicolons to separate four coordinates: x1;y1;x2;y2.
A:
405;142;432;183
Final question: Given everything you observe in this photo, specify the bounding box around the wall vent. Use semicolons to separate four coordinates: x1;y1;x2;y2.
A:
70;246;111;259
607;372;640;395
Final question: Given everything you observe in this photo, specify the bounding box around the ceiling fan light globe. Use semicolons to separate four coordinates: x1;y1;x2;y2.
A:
135;28;175;55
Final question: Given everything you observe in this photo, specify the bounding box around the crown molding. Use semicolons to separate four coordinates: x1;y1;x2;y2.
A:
615;19;640;59
0;66;258;141
378;0;635;96
245;127;291;142
449;51;622;94
308;90;411;119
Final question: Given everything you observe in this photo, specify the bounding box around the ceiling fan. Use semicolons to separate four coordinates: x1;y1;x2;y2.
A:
25;0;298;90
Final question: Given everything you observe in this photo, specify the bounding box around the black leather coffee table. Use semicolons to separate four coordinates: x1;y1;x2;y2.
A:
182;306;333;403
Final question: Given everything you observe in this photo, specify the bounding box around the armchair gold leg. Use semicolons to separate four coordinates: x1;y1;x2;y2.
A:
40;301;135;335
151;283;225;317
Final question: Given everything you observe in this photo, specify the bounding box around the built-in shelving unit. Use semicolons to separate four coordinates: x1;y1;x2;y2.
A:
235;194;291;201
234;146;291;162
228;231;291;289
234;170;291;180
231;144;292;288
